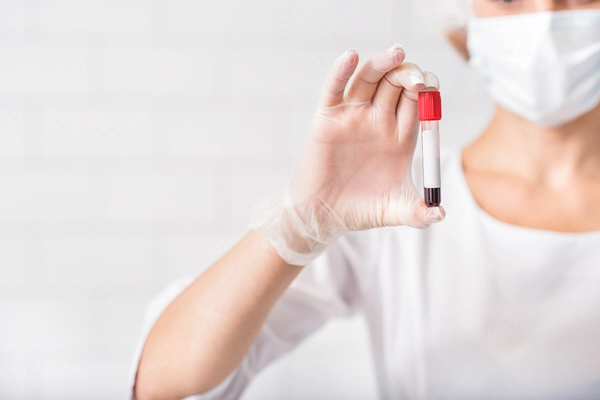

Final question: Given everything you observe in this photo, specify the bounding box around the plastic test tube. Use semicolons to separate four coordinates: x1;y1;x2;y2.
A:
418;91;442;207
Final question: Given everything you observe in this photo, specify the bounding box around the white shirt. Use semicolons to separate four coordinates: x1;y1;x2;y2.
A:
132;148;600;399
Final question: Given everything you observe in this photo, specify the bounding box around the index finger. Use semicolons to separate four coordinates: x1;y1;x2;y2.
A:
317;49;359;109
345;44;406;104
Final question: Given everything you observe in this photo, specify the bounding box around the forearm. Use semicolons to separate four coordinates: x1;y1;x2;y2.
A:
135;231;303;400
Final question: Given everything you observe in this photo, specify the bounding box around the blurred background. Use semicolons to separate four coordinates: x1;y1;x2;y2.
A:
0;0;493;399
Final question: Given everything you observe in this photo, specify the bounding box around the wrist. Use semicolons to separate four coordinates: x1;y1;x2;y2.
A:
248;185;345;266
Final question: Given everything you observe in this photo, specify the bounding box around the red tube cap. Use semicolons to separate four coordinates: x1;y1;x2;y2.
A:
418;91;442;121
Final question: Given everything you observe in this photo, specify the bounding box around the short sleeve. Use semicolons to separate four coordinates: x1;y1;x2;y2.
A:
130;232;369;400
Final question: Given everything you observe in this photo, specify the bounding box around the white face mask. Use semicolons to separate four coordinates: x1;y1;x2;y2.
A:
467;9;600;127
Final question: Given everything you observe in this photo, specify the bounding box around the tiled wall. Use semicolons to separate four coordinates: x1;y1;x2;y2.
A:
0;1;492;398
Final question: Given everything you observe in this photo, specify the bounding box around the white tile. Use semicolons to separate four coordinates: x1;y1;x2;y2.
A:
228;48;333;98
99;299;147;354
0;173;91;219
168;110;278;158
40;0;157;31
283;109;314;158
0;364;26;399
0;237;25;285
104;173;213;220
165;0;283;33
284;0;400;36
41;236;158;288
41;362;130;400
0;2;26;31
42;108;158;157
0;109;25;156
229;171;290;222
0;46;90;93
104;47;214;95
0;301;92;357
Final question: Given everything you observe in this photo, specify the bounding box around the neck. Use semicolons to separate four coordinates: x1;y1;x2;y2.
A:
466;105;600;188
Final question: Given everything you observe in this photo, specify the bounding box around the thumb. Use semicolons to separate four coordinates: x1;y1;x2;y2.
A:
409;201;446;229
381;190;446;229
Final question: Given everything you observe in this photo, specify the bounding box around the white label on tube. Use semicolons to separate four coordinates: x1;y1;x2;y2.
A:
422;130;441;188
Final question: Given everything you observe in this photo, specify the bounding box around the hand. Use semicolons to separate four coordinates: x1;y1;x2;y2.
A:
249;45;446;265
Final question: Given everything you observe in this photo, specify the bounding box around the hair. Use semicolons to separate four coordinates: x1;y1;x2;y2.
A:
414;0;473;31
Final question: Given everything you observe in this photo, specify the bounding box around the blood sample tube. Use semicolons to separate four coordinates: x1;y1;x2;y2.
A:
418;91;442;207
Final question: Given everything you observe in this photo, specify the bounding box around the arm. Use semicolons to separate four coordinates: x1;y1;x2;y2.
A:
134;231;301;400
135;45;444;400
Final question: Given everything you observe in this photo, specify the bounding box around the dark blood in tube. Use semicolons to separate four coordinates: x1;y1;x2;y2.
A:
418;91;442;208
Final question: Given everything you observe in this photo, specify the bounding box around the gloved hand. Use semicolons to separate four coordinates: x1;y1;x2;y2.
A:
249;45;446;266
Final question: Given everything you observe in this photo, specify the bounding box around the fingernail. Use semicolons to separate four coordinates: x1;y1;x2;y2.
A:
339;48;353;59
423;72;440;90
341;49;358;65
410;71;425;85
387;43;405;63
427;207;444;221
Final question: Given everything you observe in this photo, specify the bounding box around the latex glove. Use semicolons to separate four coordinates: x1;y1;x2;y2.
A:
249;45;446;266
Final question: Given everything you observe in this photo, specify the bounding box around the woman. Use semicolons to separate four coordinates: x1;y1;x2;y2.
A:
134;0;600;398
